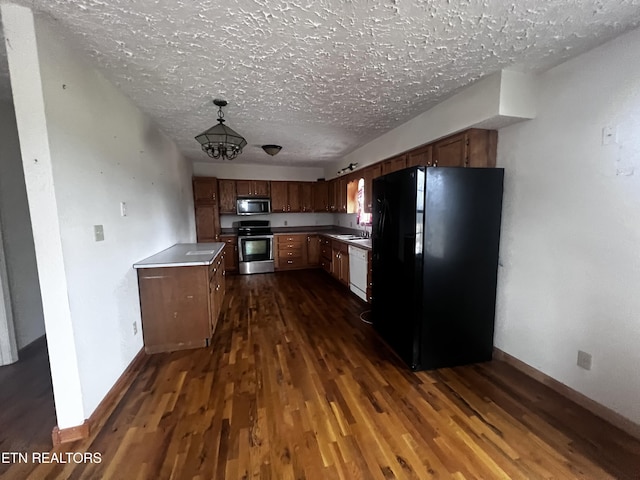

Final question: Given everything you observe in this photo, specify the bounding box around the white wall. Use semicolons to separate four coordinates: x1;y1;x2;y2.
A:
0;101;45;349
495;26;640;425
2;5;194;428
327;70;537;179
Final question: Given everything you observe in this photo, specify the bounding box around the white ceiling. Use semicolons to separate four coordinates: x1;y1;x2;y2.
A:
2;0;640;167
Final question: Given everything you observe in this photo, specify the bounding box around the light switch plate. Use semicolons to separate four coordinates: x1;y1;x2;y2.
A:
94;225;104;242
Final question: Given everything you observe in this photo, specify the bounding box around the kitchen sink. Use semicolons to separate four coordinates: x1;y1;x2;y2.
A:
333;234;364;240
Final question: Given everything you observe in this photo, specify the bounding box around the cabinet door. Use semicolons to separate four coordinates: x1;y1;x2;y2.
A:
219;235;238;272
195;205;220;242
306;235;321;266
138;266;210;353
235;180;252;197
433;133;467;167
336;177;347;213
300;182;313;212
287;182;301;212
270;181;288;212
320;237;332;273
339;248;350;286
466;129;497;168
253;180;270;197
331;244;341;278
218;179;236;214
407;145;433;167
382;154;407;175
328;180;337;212
313;182;329;212
193;177;218;205
363;164;381;213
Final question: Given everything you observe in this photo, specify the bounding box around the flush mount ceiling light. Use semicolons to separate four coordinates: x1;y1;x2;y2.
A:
195;99;247;160
261;144;282;156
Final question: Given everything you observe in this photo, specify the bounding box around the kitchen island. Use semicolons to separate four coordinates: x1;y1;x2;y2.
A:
134;243;226;353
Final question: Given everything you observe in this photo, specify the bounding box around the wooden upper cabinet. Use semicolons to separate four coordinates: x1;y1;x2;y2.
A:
270;181;288;212
381;154;407;176
407;145;433;167
195;205;220;242
327;180;337;212
254;180;270;197
235;180;252;196
432;129;497;168
287;182;301;212
363;164;381;213
313;182;329;212
236;180;270;197
193;177;220;241
466;129;497;168
193;177;218;205
300;182;313;212
336;176;348;213
433;132;467;167
218;179;236;214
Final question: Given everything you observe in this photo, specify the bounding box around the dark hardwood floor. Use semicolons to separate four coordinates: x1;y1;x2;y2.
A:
2;270;639;479
0;335;56;476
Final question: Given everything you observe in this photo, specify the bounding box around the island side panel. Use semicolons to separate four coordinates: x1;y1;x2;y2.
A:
137;265;210;353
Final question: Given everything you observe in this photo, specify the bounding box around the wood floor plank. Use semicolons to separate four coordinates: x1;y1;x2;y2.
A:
2;270;640;479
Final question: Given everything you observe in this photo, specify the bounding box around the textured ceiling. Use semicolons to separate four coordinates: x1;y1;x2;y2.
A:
2;0;640;167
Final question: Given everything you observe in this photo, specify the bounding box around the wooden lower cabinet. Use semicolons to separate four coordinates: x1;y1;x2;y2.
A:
210;252;226;334
275;234;307;270
137;252;226;354
306;234;321;266
331;241;350;286
219;235;238;272
320;237;332;274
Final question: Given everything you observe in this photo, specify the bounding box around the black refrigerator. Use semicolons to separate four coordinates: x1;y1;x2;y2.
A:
371;166;504;371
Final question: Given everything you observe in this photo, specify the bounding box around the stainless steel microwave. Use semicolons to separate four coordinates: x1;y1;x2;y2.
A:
236;198;271;215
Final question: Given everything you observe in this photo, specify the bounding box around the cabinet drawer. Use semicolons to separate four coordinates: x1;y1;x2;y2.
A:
278;249;303;259
280;235;304;242
278;240;303;249
280;258;305;268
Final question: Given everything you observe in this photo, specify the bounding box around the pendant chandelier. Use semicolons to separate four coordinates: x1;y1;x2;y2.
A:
195;99;247;160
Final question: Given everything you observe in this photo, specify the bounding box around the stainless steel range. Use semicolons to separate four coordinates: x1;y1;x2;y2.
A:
237;220;275;275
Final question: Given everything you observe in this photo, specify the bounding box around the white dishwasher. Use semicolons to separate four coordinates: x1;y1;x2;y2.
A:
348;245;368;301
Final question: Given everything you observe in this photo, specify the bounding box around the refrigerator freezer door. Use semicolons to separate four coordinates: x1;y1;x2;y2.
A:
371;167;425;369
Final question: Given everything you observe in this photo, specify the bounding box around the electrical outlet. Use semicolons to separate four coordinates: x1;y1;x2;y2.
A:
133;321;138;335
577;350;592;370
120;202;127;217
94;225;104;242
284;220;288;226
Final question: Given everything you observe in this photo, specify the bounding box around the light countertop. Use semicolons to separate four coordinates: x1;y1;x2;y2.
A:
133;243;225;269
